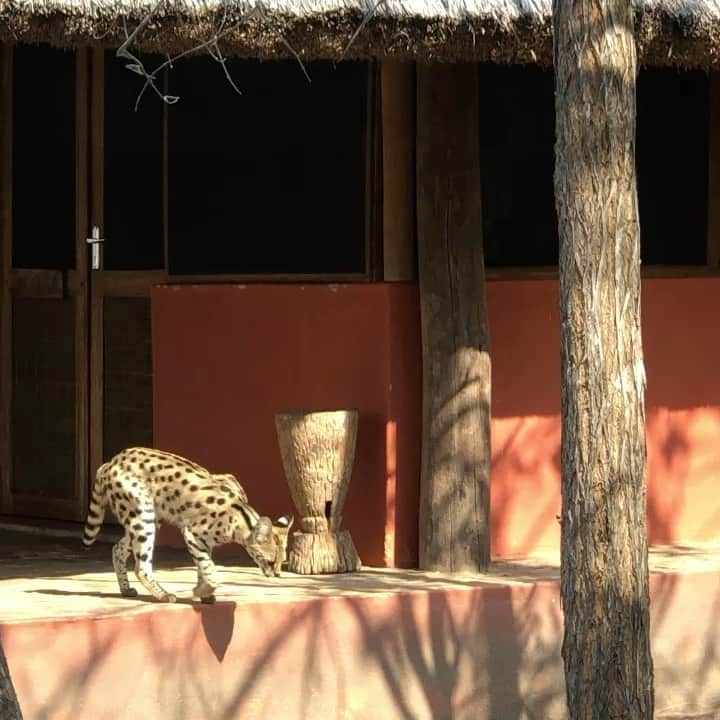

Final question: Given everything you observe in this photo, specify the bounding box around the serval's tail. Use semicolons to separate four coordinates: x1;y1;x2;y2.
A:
82;462;109;547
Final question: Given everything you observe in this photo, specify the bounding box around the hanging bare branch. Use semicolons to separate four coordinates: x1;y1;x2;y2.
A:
278;37;311;84
117;2;251;108
115;0;319;109
206;39;244;96
112;0;383;108
341;0;386;59
117;7;180;108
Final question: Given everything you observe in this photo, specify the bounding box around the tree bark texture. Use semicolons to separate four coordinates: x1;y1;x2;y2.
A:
0;641;22;720
275;409;361;574
553;0;654;717
416;63;491;572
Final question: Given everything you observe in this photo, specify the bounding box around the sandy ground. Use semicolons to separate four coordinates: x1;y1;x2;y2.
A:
2;524;720;624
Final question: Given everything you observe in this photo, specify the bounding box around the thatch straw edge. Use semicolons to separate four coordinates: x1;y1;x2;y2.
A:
0;5;719;66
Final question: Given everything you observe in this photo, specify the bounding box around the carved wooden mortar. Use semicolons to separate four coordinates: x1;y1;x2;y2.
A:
275;409;361;574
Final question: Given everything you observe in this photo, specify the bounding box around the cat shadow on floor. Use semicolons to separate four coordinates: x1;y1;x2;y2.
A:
25;587;237;661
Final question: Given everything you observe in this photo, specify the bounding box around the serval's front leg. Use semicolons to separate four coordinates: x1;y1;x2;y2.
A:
182;527;219;603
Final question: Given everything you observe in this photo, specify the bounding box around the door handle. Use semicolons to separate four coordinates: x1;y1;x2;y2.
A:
86;226;105;271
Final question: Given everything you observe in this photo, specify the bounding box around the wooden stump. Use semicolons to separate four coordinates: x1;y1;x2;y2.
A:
275;409;361;574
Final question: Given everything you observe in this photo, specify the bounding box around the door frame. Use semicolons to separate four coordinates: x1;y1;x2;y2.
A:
0;48;384;520
0;45;11;516
87;48;165;479
0;45;89;520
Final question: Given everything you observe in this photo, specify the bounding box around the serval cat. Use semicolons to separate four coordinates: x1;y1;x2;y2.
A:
82;447;293;603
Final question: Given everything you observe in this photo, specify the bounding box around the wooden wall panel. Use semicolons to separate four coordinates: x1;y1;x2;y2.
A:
12;298;77;499
102;297;153;462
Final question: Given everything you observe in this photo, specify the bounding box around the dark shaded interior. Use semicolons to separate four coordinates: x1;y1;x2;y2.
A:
637;68;709;265
12;298;76;499
167;58;368;275
12;45;75;270
103;52;165;270
9;47;710;275
479;64;709;267
478;64;557;267
103;298;153;461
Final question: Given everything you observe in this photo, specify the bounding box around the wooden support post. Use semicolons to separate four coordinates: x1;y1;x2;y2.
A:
416;63;491;572
74;49;89;518
381;61;416;282
365;64;384;280
0;46;12;515
707;72;720;270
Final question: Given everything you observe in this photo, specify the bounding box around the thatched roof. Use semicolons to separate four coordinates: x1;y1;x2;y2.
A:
1;0;719;66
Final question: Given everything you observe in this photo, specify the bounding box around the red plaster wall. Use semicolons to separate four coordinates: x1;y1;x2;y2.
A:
490;277;720;557
151;283;421;568
152;277;720;565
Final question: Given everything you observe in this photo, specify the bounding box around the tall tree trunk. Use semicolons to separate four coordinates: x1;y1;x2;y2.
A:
416;63;491;572
0;640;22;720
553;0;654;717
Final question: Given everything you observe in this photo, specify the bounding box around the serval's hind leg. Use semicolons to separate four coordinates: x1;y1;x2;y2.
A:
112;534;138;598
131;515;175;603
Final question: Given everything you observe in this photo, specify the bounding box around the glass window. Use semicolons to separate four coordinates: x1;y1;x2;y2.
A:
167;58;368;275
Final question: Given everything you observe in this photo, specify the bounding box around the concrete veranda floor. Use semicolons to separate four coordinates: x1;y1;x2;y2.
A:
1;522;720;623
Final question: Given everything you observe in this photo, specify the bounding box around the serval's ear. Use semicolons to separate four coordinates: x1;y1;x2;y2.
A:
273;515;294;535
250;516;273;544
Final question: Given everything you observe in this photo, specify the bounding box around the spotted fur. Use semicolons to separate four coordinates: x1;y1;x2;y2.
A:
82;447;293;603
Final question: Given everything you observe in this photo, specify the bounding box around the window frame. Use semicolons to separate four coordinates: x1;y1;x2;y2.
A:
480;65;720;280
153;58;382;284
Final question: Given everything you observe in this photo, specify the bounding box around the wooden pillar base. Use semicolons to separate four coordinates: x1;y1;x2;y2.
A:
288;530;361;575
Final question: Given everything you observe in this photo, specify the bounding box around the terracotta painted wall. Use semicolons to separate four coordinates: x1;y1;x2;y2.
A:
152;277;720;565
152;284;421;568
490;277;720;557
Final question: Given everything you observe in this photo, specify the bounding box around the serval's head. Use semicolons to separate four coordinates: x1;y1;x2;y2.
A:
243;514;294;577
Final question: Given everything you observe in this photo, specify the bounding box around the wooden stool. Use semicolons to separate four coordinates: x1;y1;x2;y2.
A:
275;409;361;574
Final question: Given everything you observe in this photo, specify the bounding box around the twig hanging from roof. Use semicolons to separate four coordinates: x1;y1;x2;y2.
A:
116;0;313;108
278;38;311;83
341;0;387;58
